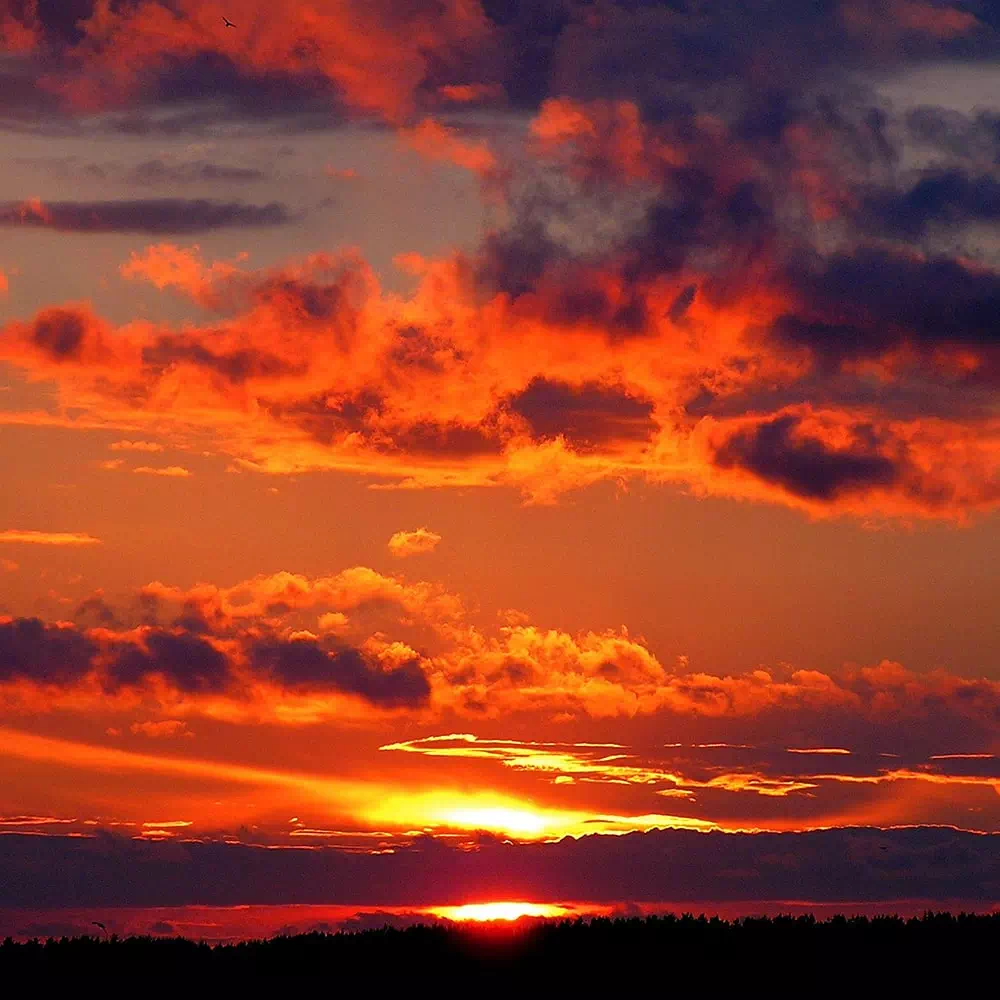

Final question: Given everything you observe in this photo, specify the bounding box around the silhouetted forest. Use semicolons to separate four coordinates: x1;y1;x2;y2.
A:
2;912;995;989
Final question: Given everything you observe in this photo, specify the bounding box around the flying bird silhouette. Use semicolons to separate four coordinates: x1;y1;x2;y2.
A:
222;16;236;28
92;921;109;937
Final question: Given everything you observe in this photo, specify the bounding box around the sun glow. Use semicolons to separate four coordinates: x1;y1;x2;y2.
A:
427;902;571;922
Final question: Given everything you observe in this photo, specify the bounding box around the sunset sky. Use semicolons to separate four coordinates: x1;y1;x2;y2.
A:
1;0;999;937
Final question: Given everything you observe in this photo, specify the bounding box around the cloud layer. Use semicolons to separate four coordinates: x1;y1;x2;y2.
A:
2;825;997;908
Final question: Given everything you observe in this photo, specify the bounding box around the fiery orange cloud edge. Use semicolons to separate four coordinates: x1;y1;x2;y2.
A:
3;721;999;845
2;558;1000;842
5;560;1000;722
2;66;999;522
1;232;997;520
5;563;1000;728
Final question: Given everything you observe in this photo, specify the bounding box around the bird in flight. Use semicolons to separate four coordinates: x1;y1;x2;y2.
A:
222;16;236;28
92;921;108;936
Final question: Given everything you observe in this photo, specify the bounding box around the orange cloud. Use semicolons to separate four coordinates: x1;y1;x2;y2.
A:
1;97;999;523
0;530;101;546
110;440;164;453
388;528;442;558
33;1;496;123
130;720;193;739
134;466;192;478
402;118;500;181
0;726;712;840
120;244;244;308
137;566;465;628
381;736;818;798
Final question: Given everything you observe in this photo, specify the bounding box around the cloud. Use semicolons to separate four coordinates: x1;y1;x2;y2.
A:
106;630;230;694
0;563;458;716
136;566;465;629
0;530;101;546
860;171;1000;238
134;466;192;478
388;528;442;559
249;638;430;708
0;618;96;684
1;14;999;521
712;414;900;503
402;118;500;182
508;378;657;451
126;159;267;185
1;826;998;908
4;559;999;756
110;440;164;452
130;720;192;739
4;0;498;123
0;198;292;233
381;736;818;799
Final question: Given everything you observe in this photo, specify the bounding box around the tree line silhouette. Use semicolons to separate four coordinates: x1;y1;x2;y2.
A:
2;912;994;989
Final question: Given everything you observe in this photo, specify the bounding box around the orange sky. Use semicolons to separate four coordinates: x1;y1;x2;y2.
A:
1;0;999;924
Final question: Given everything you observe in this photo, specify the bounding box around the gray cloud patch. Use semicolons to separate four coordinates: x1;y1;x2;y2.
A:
0;198;292;233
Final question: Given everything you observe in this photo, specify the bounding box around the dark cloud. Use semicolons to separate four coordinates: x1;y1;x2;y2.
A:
30;308;87;360
74;595;120;628
1;825;997;908
147;49;341;114
0;198;293;233
141;337;303;385
860;170;1000;238
626;175;775;283
252;277;354;325
508;377;657;449
249;637;430;707
0;617;96;684
480;0;575;108
667;283;697;323
478;218;568;299
785;248;1000;356
387;420;503;458
19;0;97;47
106;630;230;693
713;415;899;501
269;391;385;445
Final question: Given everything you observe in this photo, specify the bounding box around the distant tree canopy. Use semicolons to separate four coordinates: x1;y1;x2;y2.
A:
1;912;995;989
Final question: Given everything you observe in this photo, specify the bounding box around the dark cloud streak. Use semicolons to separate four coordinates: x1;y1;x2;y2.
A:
0;198;293;233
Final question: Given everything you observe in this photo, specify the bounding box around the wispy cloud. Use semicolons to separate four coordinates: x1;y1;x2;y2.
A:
0;198;292;234
0;530;101;546
134;466;192;478
110;441;164;453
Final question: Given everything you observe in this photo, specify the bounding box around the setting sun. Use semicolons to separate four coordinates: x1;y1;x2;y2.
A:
427;903;572;923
